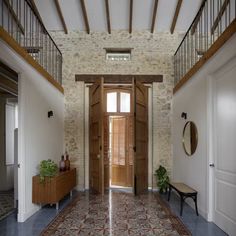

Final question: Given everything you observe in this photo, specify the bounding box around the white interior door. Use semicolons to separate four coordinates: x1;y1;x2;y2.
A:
213;60;236;235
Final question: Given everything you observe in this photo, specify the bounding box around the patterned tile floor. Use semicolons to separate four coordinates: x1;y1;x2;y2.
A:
0;190;228;236
41;190;190;236
0;190;14;221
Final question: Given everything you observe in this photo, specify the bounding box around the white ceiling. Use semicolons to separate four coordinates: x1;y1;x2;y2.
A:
34;0;202;33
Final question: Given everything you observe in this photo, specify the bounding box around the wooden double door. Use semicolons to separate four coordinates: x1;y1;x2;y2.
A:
89;78;148;195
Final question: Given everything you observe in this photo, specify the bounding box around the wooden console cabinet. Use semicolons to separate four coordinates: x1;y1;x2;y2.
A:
32;168;76;209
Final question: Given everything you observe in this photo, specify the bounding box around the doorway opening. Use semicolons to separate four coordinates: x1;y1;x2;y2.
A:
0;61;18;221
89;78;148;195
103;88;133;191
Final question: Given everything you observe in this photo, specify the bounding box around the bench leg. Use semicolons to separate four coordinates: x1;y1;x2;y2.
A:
194;195;199;216
168;186;171;201
180;195;184;216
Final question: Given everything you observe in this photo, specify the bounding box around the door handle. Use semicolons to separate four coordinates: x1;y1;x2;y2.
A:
209;163;215;167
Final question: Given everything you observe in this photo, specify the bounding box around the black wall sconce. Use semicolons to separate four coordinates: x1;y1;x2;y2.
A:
181;112;187;120
48;110;53;118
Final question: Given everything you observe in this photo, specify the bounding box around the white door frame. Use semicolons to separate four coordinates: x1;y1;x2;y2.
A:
206;74;214;222
207;57;236;234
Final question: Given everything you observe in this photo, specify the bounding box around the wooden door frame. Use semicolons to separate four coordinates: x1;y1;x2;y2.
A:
89;78;104;194
103;86;133;188
87;82;152;193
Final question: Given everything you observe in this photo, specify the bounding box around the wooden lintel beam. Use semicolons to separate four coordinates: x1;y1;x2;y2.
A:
105;0;111;34
23;46;43;53
80;0;90;34
151;0;159;33
191;0;205;35
3;0;24;35
211;0;229;34
54;0;68;34
170;0;183;34
129;0;133;34
75;74;163;84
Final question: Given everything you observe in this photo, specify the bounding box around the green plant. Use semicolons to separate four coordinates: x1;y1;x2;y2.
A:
39;159;58;183
154;165;170;193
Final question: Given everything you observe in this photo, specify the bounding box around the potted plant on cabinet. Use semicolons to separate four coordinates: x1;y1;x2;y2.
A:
39;159;58;183
154;165;170;194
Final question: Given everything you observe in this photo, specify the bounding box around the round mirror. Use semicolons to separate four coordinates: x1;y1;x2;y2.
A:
182;121;198;156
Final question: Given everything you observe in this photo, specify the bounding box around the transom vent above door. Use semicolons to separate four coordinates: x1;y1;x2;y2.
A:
105;48;132;61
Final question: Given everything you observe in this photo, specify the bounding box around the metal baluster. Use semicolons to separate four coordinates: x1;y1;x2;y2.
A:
213;0;215;42
7;0;9;34
220;0;222;35
19;0;21;42
1;0;4;27
207;0;209;50
26;1;28;47
217;0;219;39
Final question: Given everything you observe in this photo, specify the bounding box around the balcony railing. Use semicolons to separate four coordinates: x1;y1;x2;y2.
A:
0;0;62;85
174;0;236;86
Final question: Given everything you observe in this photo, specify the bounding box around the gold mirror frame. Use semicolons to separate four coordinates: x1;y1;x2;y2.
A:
182;121;198;156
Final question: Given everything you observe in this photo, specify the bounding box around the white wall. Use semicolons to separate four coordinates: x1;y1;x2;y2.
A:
0;98;14;191
172;33;236;219
0;39;64;222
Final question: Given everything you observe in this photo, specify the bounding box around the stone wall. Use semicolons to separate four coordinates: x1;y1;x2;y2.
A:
50;30;182;190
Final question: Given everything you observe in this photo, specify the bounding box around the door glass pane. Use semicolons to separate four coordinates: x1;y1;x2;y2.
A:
120;92;130;112
112;117;126;166
107;92;117;112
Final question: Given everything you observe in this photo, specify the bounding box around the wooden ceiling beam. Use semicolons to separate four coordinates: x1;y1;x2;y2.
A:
3;0;24;35
105;0;111;34
170;0;183;34
54;0;68;34
129;0;133;34
75;74;163;84
151;0;159;33
80;0;90;34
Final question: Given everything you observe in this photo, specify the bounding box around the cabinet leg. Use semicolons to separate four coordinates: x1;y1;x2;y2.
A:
56;202;59;210
168;187;171;201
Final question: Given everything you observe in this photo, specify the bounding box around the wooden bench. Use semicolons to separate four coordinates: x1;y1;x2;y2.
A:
168;182;198;216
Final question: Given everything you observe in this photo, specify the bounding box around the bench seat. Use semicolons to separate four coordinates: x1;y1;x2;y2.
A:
168;182;199;216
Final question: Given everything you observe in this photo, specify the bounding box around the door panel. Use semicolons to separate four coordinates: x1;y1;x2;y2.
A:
89;78;104;194
214;64;236;235
127;116;133;187
111;116;127;186
133;80;148;195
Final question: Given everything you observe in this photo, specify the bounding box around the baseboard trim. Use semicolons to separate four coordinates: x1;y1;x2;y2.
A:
17;205;40;222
